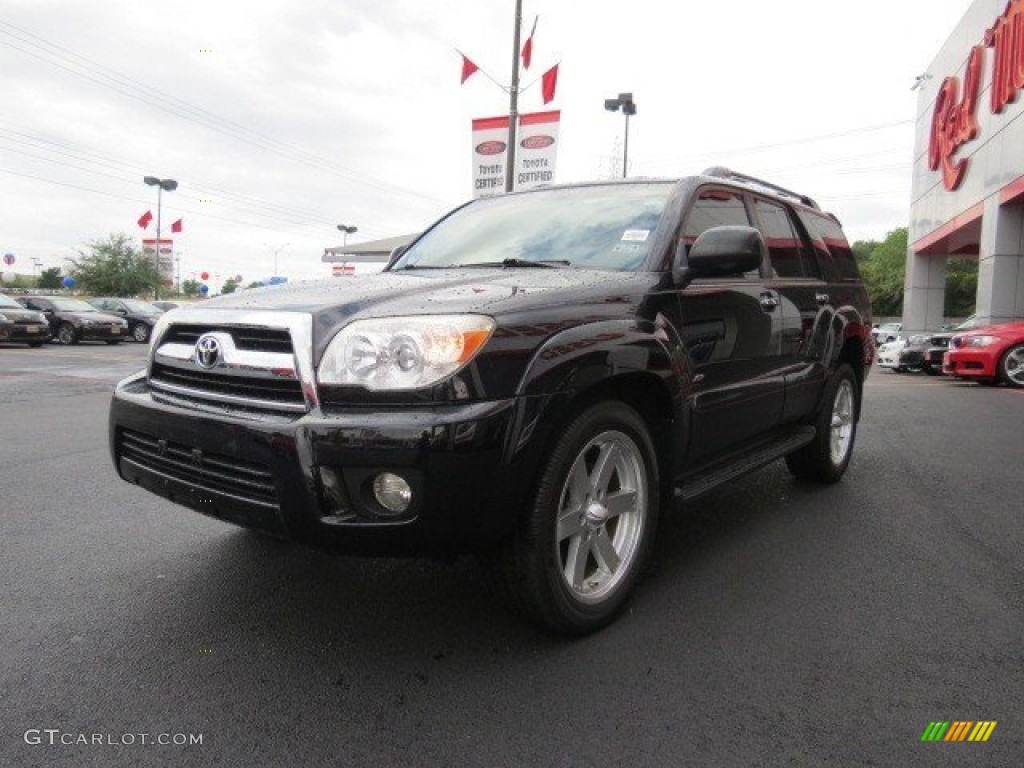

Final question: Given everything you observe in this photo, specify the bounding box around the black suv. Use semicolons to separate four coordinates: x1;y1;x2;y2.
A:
109;170;873;634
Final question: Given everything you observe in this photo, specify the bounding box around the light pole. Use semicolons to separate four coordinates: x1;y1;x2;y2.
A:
337;224;358;248
604;93;637;178
143;175;178;300
31;258;42;282
265;243;290;278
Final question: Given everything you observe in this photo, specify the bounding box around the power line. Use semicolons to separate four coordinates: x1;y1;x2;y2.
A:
0;21;456;209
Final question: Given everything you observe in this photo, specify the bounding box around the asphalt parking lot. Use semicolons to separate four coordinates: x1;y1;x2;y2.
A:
1;343;1021;767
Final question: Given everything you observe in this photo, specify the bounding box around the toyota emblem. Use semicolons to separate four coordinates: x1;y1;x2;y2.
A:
195;334;222;369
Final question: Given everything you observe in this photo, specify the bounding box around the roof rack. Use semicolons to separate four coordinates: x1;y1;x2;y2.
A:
701;166;821;210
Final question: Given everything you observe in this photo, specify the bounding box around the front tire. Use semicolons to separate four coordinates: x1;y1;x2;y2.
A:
131;323;150;343
492;401;659;635
998;343;1024;388
56;323;78;345
786;364;859;483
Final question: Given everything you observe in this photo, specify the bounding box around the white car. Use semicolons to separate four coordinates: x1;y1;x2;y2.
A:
872;322;903;345
877;337;908;371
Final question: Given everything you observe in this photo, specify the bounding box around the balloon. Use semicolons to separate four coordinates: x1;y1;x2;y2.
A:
199;284;209;294
62;276;76;288
0;271;15;284
200;271;209;281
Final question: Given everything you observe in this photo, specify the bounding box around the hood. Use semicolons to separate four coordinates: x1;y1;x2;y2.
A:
203;268;658;321
61;311;126;323
963;320;1024;336
0;307;46;323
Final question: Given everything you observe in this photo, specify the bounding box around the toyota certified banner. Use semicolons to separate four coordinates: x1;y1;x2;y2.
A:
142;238;174;286
471;110;560;199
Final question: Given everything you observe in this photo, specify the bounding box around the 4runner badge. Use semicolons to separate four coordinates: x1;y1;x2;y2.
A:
195;335;222;369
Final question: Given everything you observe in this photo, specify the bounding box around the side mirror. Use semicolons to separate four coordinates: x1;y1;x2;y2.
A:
386;245;407;269
675;225;765;285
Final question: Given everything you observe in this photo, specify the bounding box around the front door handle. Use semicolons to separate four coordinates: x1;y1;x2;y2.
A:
759;292;779;311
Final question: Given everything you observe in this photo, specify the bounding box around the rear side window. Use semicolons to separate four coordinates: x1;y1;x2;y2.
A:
796;210;860;282
754;200;804;278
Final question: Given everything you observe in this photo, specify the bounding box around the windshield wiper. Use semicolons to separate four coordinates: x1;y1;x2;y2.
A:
460;258;571;269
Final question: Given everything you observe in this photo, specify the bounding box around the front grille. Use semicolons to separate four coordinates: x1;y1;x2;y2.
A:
150;362;305;406
119;429;278;505
163;324;293;354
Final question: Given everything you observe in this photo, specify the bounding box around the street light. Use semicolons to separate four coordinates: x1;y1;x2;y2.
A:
143;175;178;300
337;224;358;247
264;243;290;279
604;93;637;178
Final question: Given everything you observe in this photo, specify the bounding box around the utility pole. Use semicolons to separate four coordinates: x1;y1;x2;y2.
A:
504;0;523;193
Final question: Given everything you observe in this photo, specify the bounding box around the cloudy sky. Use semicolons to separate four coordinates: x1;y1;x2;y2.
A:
1;0;970;288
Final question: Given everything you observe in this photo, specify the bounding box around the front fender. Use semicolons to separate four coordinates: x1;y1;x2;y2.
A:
502;319;689;473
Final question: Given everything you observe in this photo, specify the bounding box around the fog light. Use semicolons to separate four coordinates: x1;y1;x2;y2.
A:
373;472;412;515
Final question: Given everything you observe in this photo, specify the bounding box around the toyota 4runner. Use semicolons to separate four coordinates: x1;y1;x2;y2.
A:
109;168;873;634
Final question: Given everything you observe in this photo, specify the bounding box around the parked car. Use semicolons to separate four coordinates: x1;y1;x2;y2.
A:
88;297;165;342
152;301;181;312
0;293;50;346
944;319;1024;387
109;170;873;634
897;333;951;375
876;336;908;371
871;322;902;345
17;296;128;344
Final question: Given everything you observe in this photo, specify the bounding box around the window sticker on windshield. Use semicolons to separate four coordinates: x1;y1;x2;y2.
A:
613;244;641;254
621;229;649;242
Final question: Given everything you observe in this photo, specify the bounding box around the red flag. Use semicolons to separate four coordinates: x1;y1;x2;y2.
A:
541;63;559;104
521;17;538;69
171;218;183;233
137;210;153;229
460;54;479;84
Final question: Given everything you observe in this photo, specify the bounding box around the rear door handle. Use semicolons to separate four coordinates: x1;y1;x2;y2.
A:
815;292;830;305
759;292;779;311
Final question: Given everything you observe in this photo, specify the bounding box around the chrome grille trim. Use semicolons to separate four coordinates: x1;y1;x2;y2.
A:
147;309;318;414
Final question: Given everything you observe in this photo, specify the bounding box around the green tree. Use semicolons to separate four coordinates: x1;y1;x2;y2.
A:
859;227;907;317
220;277;240;294
37;267;63;290
181;279;201;297
945;258;978;318
70;233;159;296
246;281;263;289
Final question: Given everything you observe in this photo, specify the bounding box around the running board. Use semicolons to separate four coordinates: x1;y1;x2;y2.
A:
674;426;816;503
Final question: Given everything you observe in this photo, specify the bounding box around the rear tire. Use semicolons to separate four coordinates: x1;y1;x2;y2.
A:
490;401;659;635
786;364;859;483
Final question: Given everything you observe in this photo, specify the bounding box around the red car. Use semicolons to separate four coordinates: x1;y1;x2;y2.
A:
943;320;1024;387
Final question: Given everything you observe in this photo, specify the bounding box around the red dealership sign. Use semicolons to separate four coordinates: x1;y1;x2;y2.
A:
929;0;1024;191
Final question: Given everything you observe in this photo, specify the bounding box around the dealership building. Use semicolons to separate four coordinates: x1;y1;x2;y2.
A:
907;0;1024;331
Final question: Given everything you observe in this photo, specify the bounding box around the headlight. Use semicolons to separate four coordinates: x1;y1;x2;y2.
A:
0;312;8;322
319;315;495;391
964;335;996;348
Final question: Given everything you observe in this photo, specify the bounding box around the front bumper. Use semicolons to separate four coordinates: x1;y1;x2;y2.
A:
80;323;126;341
943;349;998;379
109;375;540;556
0;323;49;343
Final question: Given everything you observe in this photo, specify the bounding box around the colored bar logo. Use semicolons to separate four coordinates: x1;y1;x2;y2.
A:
920;721;997;742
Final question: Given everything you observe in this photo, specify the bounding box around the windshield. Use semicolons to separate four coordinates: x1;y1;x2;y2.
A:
122;300;162;314
0;294;24;308
394;184;673;272
50;298;98;312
